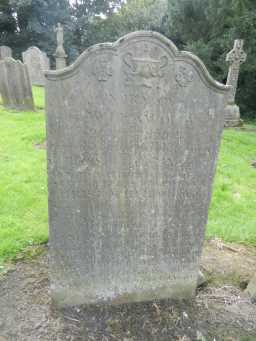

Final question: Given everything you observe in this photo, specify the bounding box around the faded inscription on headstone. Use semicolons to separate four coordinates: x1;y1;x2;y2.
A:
22;46;50;86
0;58;34;111
45;31;230;307
0;46;12;60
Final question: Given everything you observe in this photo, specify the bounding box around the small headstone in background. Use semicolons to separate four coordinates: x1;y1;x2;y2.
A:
225;39;247;127
22;47;50;86
54;23;67;70
0;58;34;111
0;46;12;60
45;31;230;307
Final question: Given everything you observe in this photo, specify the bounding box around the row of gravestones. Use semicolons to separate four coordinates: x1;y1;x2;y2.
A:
0;46;49;111
0;36;247;128
0;45;50;86
0;24;67;111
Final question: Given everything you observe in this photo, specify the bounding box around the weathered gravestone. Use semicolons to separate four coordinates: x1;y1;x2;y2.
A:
0;46;12;60
45;31;230;307
0;58;34;111
225;39;247;127
22;46;50;86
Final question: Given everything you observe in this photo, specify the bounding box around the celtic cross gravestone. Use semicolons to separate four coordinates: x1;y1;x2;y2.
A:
225;39;247;127
45;31;230;307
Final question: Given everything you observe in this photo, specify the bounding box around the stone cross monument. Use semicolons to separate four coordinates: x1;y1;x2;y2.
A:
54;23;67;70
225;39;247;127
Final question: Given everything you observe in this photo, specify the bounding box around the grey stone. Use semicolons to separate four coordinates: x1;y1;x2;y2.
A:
225;39;247;127
0;336;7;341
0;46;12;60
0;58;34;111
22;46;50;86
54;23;67;70
45;31;230;307
245;273;256;302
196;331;207;341
197;271;207;287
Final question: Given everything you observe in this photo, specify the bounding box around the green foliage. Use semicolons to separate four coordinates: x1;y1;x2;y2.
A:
71;0;123;53
168;0;256;119
113;0;168;35
9;0;73;61
76;0;168;52
0;0;16;43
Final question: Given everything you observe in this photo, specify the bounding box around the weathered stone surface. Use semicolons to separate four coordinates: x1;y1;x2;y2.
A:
22;46;50;86
246;273;256;302
45;31;230;307
197;271;207;287
0;58;34;111
225;39;247;127
0;46;12;60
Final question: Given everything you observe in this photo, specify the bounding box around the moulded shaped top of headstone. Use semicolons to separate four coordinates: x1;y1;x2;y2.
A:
45;31;231;307
22;46;50;86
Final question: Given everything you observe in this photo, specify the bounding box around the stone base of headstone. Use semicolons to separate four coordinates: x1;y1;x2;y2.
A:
51;274;198;307
224;104;243;127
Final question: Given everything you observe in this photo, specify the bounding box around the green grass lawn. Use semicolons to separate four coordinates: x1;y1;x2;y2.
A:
0;87;255;265
207;123;256;245
0;87;48;264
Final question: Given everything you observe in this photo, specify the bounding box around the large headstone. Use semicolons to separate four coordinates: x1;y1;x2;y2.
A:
22;46;50;86
45;31;230;307
0;58;34;111
225;39;247;127
0;46;12;60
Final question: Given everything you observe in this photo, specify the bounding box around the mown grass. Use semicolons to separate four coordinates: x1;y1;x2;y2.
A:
32;86;45;109
207;123;256;245
0;87;48;264
0;86;255;265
